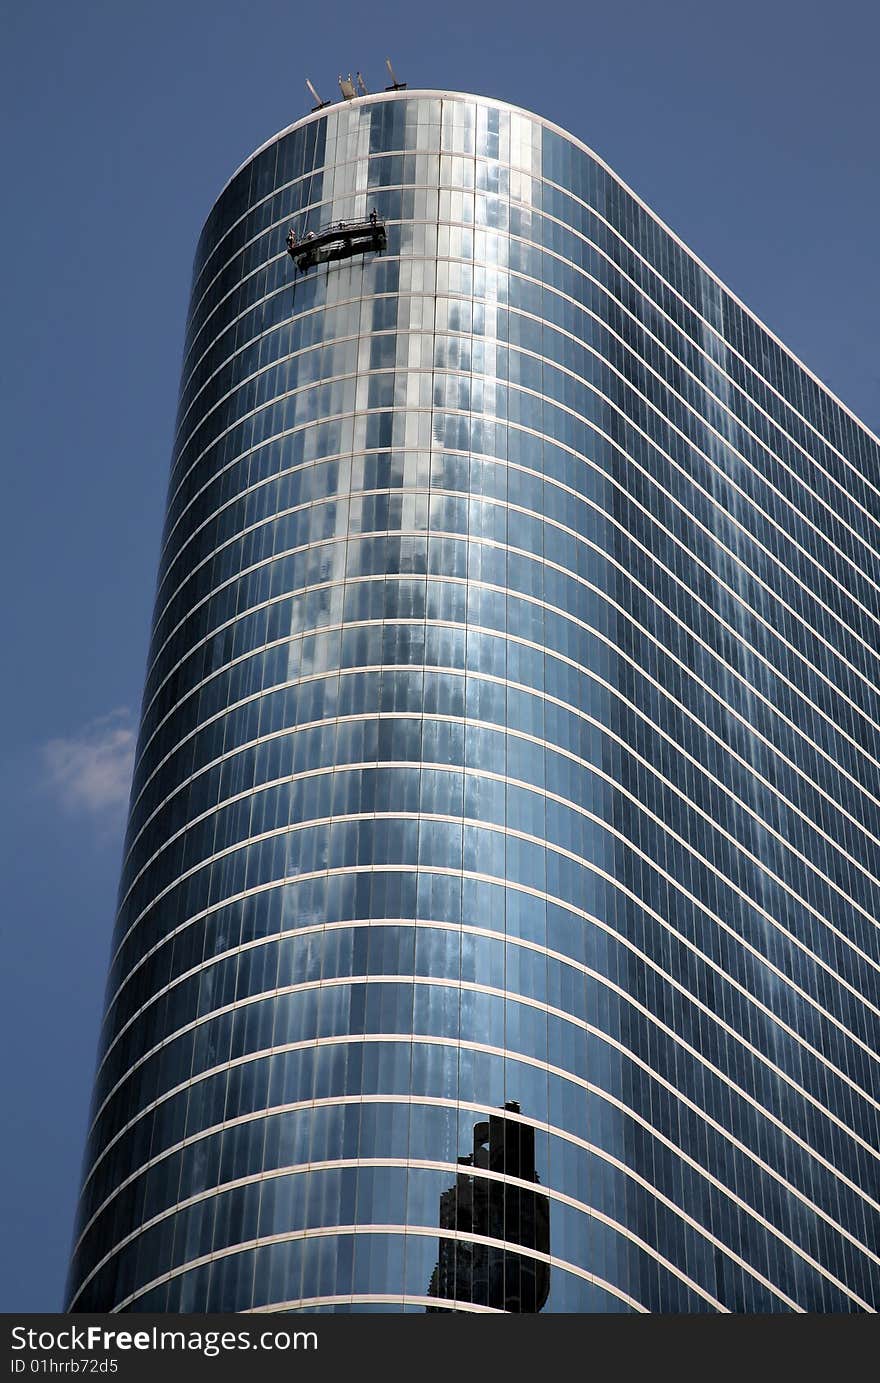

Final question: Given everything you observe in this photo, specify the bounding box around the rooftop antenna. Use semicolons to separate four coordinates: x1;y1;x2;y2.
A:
338;73;357;99
306;78;330;111
384;57;406;91
356;71;368;95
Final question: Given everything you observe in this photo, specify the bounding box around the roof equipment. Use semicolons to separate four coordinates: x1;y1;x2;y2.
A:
305;79;330;110
384;58;406;90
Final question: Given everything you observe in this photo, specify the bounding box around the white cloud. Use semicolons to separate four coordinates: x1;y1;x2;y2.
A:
42;709;136;817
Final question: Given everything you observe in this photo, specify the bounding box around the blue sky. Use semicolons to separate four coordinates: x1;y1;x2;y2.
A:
1;0;877;1311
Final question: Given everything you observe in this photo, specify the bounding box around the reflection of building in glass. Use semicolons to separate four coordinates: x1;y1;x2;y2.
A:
67;87;880;1314
428;1102;550;1312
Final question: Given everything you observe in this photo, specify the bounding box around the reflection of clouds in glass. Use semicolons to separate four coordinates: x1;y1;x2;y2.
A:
42;708;135;817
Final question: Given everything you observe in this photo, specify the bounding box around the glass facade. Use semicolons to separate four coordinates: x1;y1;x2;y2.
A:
67;91;880;1313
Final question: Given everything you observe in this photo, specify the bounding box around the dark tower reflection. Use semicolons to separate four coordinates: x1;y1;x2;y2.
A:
427;1101;551;1312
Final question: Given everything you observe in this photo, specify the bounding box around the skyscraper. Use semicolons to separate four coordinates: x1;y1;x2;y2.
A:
67;88;880;1314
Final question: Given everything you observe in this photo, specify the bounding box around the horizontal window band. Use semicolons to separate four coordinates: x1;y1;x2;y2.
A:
142;538;880;842
171;276;880;635
243;1293;504;1312
110;811;880;1115
74;1053;876;1302
180;215;877;557
133;562;880;932
157;391;880;778
151;434;880;736
83;973;880;1265
135;569;880;906
120;629;880;997
91;895;880;1214
102;844;879;1143
159;389;880;707
183;144;878;522
149;416;880;807
98;895;879;1158
69;1115;787;1313
70;1067;870;1305
113;749;880;1082
69;1152;732;1313
123;672;880;936
107;823;880;1125
133;479;880;880
174;248;880;596
110;1220;653;1315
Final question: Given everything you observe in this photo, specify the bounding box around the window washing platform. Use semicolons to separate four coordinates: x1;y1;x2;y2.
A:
286;217;387;271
